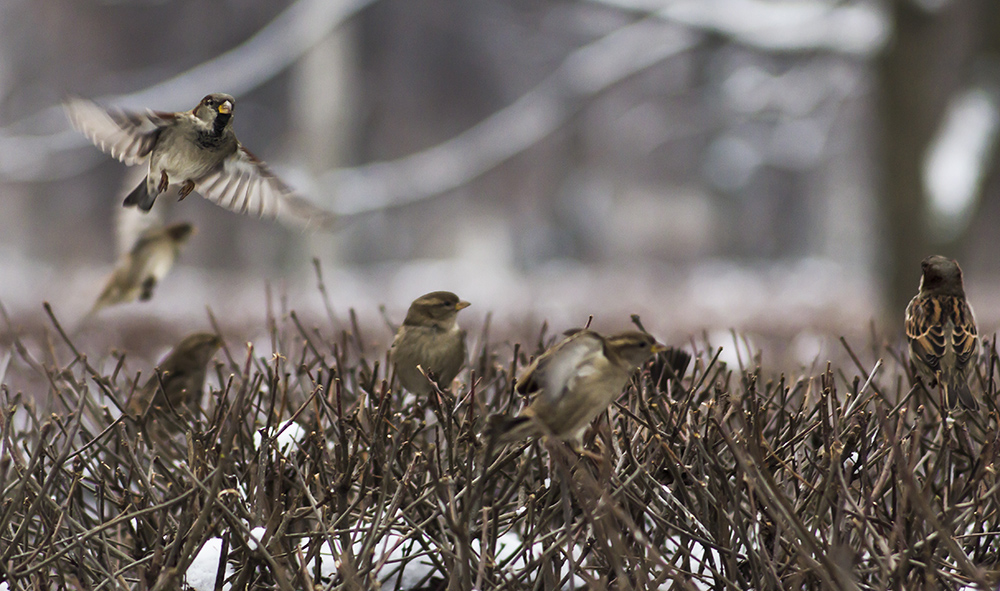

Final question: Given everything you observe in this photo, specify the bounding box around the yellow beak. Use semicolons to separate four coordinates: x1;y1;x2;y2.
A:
456;301;471;311
651;344;667;354
218;101;232;115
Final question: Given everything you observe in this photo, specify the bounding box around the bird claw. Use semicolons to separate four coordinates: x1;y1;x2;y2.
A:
178;180;196;201
158;171;169;193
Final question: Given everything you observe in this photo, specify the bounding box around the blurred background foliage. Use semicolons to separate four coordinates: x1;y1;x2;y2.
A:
1;0;999;345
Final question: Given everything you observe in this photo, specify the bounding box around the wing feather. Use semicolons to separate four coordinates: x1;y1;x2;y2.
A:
948;298;979;370
65;98;173;165
906;296;944;372
517;331;604;405
195;145;336;229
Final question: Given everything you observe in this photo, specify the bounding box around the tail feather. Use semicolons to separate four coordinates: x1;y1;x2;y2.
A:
651;346;691;387
484;413;537;444
123;177;157;211
946;380;979;411
662;347;692;379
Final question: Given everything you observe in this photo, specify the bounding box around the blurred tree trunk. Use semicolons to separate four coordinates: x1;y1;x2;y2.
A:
879;0;991;327
292;22;361;264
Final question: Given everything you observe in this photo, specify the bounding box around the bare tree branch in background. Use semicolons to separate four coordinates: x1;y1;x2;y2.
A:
1;0;892;222
2;12;702;220
585;0;890;56
322;19;700;215
0;0;377;181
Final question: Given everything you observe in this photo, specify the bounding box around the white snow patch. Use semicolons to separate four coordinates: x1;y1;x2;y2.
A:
254;419;307;452
247;527;267;551
187;536;233;591
301;527;591;589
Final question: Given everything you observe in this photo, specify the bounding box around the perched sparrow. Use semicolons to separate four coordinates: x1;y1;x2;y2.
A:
905;255;980;410
65;94;336;228
127;332;223;429
487;330;664;445
89;222;195;315
390;291;471;395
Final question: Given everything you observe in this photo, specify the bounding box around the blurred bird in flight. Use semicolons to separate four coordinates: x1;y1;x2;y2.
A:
88;221;194;317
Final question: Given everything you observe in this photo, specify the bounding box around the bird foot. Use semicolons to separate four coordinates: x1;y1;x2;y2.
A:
158;171;170;193
140;277;157;301
568;441;604;462
178;180;196;201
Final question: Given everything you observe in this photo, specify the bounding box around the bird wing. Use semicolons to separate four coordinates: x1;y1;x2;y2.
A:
90;263;136;314
65;98;174;165
195;146;337;229
905;296;946;373
906;295;979;373
948;297;979;370
517;330;604;405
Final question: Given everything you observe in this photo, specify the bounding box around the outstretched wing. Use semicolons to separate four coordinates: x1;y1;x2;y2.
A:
65;98;174;165
196;146;337;229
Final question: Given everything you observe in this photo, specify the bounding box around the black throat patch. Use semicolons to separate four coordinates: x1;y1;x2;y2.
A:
196;113;232;149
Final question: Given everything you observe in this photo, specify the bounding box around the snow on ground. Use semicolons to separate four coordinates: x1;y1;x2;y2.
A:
183;518;728;590
1;255;879;346
299;529;587;590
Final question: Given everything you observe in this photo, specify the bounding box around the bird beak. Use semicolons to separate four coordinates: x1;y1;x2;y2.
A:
651;344;667;354
455;301;471;311
218;101;232;115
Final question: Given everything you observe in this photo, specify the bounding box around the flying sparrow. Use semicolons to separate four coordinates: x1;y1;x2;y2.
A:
89;221;194;315
390;291;471;395
127;332;223;430
65;93;336;228
905;255;980;410
487;329;664;446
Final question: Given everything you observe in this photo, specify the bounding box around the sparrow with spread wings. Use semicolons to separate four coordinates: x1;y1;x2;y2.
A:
487;329;664;448
905;255;980;410
65;93;336;228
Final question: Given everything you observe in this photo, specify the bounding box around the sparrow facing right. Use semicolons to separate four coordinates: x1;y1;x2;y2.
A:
487;329;664;446
65;94;336;228
905;255;980;410
390;291;471;395
89;222;195;316
127;332;223;431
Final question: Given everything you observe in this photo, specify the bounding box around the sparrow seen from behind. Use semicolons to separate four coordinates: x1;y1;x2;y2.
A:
905;255;980;410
